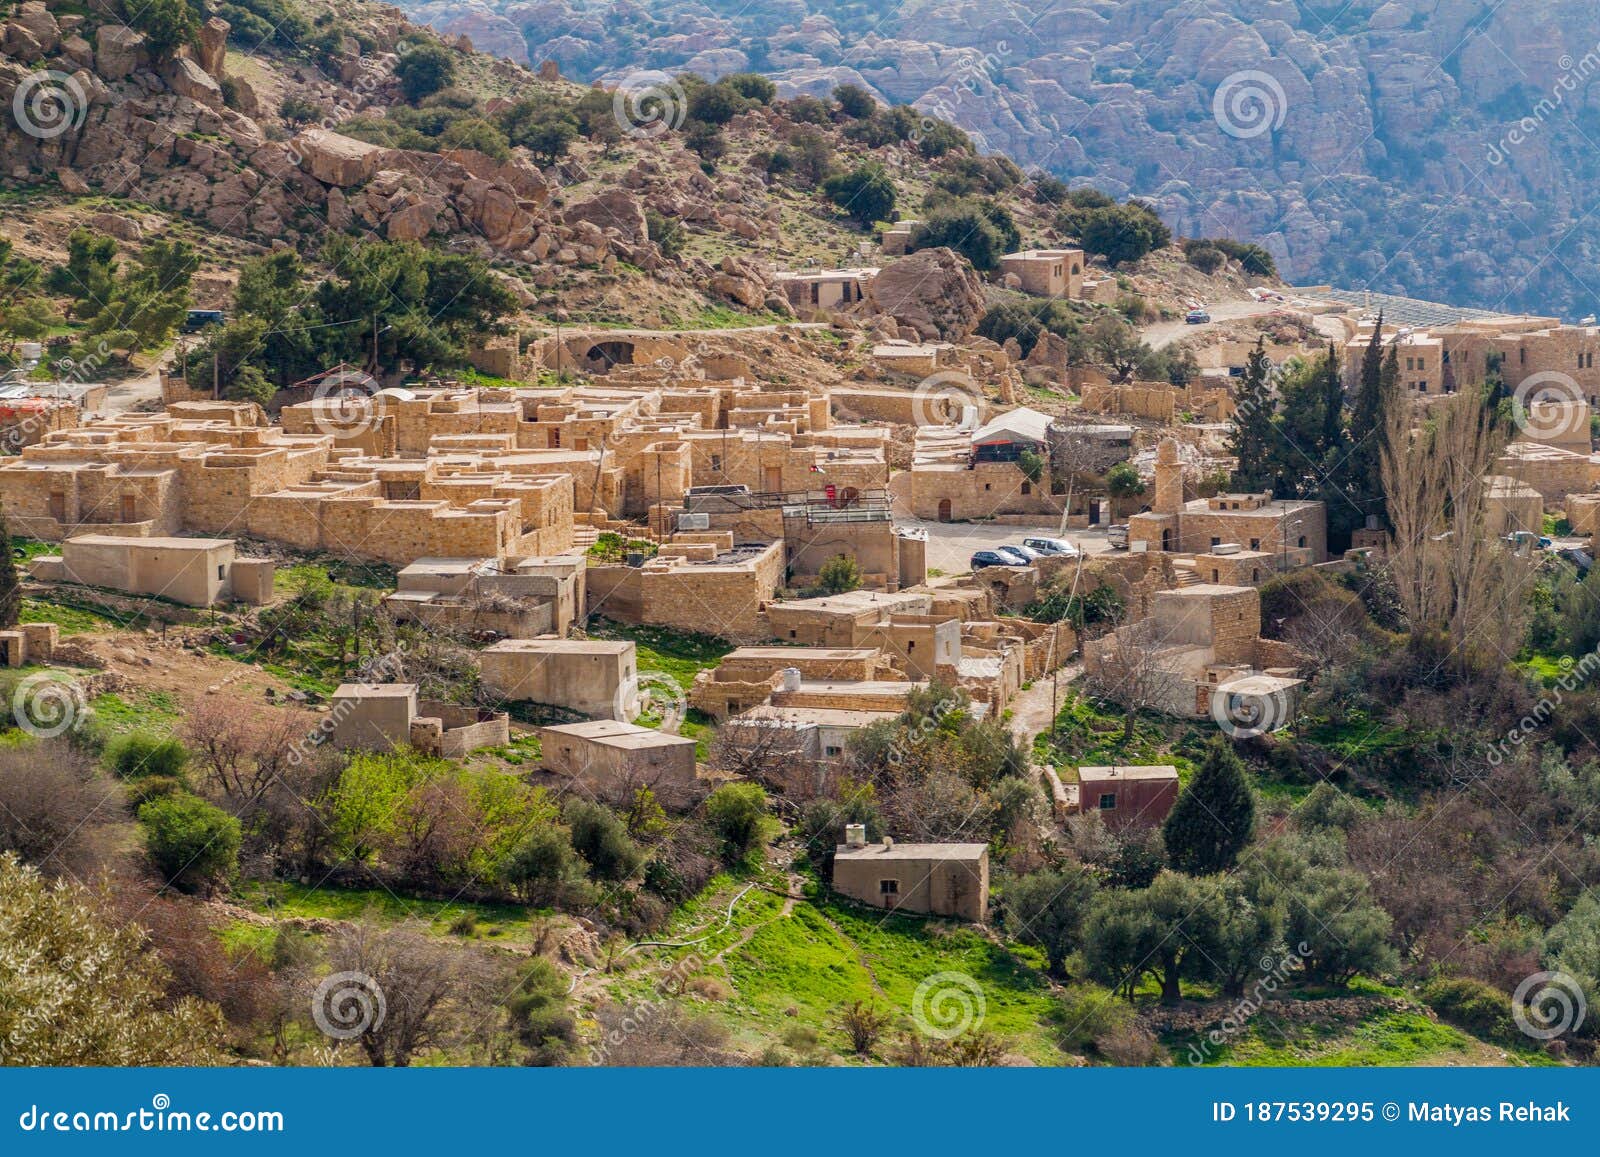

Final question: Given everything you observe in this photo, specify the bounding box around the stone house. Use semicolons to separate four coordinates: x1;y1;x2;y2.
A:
831;831;989;922
478;639;638;719
536;719;697;797
998;249;1085;299
326;683;510;758
30;534;274;608
1071;765;1180;828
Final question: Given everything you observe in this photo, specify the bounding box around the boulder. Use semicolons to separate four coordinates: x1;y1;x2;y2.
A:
386;201;438;241
89;211;141;242
867;247;986;341
60;33;93;68
56;167;88;194
197;16;229;78
2;23;43;60
164;56;222;108
561;189;648;244
94;24;146;80
292;128;383;187
12;2;58;53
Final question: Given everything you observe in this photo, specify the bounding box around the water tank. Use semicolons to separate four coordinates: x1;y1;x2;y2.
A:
678;512;710;530
18;342;41;365
780;667;802;692
844;823;867;847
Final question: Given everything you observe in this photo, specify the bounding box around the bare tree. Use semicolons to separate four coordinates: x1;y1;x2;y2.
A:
1084;623;1182;741
1382;389;1528;666
0;741;125;881
321;921;499;1067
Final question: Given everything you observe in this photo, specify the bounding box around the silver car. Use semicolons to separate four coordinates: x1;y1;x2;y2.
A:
1022;536;1080;557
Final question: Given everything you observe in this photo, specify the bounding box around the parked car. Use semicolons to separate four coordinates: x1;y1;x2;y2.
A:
970;550;1016;570
1185;308;1211;324
182;309;225;333
1106;524;1130;549
1002;543;1042;562
1022;536;1080;557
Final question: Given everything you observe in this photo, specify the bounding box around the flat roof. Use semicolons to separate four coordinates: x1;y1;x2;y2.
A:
723;647;880;661
541;720;695;749
735;705;898;728
1078;764;1179;781
483;639;632;655
334;682;417;697
66;534;234;550
834;841;987;862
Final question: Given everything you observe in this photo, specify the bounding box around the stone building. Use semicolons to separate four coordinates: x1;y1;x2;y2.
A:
831;831;989;922
773;268;877;312
1128;439;1326;563
326;683;510;758
909;408;1065;522
1071;765;1180;828
998;249;1085;299
536;719;697;797
478;639;638;719
30;535;274;608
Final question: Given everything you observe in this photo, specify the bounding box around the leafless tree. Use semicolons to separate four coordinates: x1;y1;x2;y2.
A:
0;741;125;881
708;719;824;801
1382;388;1528;666
322;921;500;1067
1084;624;1182;741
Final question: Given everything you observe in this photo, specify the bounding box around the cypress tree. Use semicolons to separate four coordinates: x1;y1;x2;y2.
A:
0;510;18;629
1163;738;1256;875
1228;338;1277;492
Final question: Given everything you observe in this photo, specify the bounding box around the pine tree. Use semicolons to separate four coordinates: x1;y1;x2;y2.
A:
1228;338;1277;492
0;509;19;629
1163;738;1255;875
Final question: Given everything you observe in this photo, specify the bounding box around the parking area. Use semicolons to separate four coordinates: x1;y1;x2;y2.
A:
903;517;1120;575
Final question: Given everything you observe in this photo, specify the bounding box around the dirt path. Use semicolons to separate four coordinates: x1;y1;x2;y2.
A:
1008;663;1082;749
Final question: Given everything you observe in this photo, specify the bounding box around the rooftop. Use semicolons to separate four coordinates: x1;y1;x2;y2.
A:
541;720;696;750
1078;764;1180;782
834;841;988;862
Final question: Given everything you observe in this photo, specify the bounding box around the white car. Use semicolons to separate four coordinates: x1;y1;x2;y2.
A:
1001;543;1042;562
1022;536;1080;557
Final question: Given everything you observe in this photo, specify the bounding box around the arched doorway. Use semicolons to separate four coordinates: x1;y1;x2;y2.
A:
937;498;952;522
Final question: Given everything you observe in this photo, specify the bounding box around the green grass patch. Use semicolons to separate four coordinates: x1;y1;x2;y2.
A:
1169;1004;1492;1067
88;690;182;737
587;618;733;686
236;880;541;940
19;597;122;636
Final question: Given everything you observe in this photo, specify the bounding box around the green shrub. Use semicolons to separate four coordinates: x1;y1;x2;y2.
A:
1421;976;1517;1042
108;732;189;780
704;783;769;865
138;793;241;892
819;553;862;595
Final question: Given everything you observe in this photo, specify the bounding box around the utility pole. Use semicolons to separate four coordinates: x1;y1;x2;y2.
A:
212;346;220;401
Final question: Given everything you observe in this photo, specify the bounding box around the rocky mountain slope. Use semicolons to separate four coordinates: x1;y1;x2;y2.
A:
399;0;1600;320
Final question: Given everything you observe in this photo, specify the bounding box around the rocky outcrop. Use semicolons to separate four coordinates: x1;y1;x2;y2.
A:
397;0;1600;317
292;128;384;187
94;24;146;79
867;248;985;342
197;17;229;79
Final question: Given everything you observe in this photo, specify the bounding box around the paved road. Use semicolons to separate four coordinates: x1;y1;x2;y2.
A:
1143;298;1281;349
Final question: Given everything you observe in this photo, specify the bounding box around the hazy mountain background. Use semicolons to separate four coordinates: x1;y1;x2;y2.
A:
395;0;1600;320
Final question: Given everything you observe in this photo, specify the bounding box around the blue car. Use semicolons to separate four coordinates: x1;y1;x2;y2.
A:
970;550;1015;570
